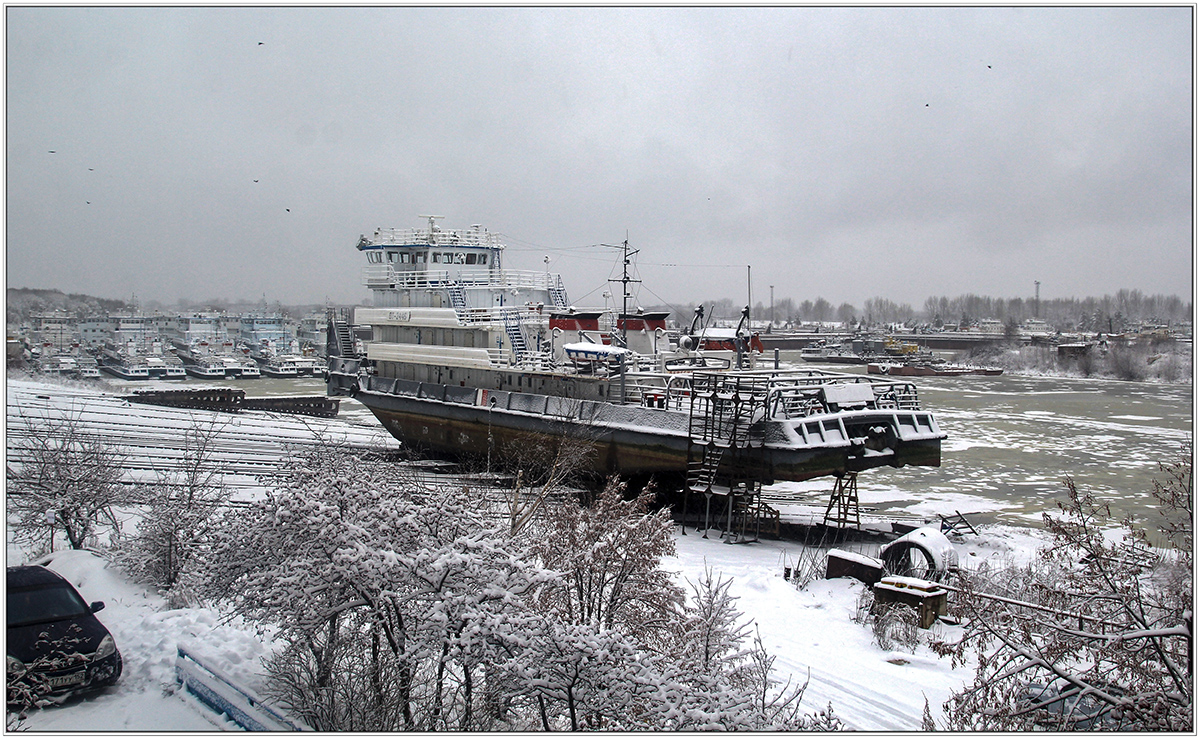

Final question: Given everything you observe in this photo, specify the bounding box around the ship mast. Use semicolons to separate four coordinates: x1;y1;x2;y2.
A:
605;237;640;404
607;237;640;347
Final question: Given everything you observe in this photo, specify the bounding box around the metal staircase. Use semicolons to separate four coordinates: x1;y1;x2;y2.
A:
502;309;529;363
682;372;776;542
547;276;569;309
446;282;470;319
327;312;357;358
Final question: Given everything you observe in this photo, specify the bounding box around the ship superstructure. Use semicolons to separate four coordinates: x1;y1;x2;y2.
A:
327;218;946;519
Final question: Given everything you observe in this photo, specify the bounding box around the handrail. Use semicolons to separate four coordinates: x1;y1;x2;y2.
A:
363;267;567;293
362;226;505;249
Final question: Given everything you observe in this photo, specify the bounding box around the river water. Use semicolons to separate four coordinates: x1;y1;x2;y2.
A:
100;361;1193;533
769;354;1193;534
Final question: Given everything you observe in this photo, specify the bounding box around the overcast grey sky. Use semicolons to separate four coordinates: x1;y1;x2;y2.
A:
6;6;1193;311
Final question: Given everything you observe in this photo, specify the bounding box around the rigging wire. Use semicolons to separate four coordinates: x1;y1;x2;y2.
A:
500;231;749;310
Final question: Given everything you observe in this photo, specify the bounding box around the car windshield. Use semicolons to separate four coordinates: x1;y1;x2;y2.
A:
8;585;91;627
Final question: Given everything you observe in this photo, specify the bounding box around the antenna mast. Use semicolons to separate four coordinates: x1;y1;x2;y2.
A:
606;237;640;347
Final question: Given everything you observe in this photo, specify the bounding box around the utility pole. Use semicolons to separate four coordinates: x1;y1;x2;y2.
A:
747;266;752;323
770;285;775;327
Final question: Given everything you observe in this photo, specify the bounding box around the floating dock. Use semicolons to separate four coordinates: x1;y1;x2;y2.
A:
125;388;340;417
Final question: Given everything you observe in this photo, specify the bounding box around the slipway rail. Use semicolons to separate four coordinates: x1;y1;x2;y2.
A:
6;380;396;492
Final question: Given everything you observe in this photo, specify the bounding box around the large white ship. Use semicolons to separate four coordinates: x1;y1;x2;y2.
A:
326;217;946;500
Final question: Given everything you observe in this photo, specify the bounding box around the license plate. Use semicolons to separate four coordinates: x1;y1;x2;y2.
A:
47;671;86;688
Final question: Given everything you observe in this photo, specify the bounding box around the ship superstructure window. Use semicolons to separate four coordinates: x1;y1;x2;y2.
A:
416;252;427;263
466;254;478;264
368;251;383;264
386;252;398;263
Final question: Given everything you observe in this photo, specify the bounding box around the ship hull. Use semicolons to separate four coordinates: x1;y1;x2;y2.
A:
183;364;229;379
867;363;1004;377
344;377;942;483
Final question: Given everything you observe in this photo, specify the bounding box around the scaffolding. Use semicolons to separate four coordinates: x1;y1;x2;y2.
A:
822;471;861;529
682;372;779;543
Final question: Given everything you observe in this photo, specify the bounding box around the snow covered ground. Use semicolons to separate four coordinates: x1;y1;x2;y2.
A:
6;376;1052;731
9;525;1052;731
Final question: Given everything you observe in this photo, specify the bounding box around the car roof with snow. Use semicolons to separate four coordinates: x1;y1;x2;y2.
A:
7;564;69;589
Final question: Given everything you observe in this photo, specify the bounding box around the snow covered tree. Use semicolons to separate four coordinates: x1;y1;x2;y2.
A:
7;414;128;552
186;445;841;731
658;568;840;731
189;440;553;731
939;447;1192;731
499;425;595;535
111;418;231;604
519;482;838;731
528;478;683;645
676;566;754;681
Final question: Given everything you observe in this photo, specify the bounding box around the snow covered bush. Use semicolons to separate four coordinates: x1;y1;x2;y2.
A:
939;446;1193;731
528;479;683;642
7;414;129;553
852;587;922;654
522;480;840;731
869;601;921;653
110;419;231;605
185;449;842;731
188;440;552;731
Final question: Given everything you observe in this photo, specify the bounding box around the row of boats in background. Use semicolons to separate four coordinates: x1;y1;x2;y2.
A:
15;304;1007;382
799;336;1004;376
12;310;360;381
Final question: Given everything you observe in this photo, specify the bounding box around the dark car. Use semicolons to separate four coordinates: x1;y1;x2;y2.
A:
7;565;122;705
1020;679;1130;731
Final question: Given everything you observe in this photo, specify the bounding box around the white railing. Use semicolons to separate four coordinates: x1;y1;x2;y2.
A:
456;270;565;291
363;227;505;249
362;267;567;294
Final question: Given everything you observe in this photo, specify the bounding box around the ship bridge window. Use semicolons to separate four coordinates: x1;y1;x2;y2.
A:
416;252;427;263
386;251;398;263
400;253;412;264
466;253;478;265
479;254;488;265
367;251;383;264
453;253;465;264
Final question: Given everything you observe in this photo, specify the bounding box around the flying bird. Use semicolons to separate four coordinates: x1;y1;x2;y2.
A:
258;42;264;45
88;168;94;171
48;150;56;154
253;179;259;183
286;208;290;212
